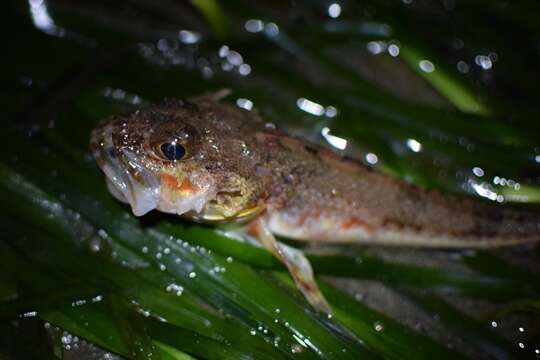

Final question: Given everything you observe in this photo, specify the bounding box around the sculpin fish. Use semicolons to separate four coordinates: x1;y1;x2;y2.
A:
91;91;540;312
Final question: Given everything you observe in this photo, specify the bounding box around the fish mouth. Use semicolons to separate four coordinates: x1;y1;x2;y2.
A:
91;124;161;216
91;123;217;217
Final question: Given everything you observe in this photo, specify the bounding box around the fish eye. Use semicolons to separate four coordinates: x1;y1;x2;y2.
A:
160;142;186;161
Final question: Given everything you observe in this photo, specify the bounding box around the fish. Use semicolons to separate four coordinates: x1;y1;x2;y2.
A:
90;91;540;313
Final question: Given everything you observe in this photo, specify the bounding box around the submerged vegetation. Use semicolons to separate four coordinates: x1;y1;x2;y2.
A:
2;0;540;359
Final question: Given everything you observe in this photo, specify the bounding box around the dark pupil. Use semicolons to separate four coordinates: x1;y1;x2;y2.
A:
160;142;186;160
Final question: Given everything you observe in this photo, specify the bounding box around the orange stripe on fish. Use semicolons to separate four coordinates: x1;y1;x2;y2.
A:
341;216;374;233
160;173;200;193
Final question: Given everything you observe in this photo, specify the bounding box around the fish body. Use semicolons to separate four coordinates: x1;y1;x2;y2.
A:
91;95;539;248
91;93;540;313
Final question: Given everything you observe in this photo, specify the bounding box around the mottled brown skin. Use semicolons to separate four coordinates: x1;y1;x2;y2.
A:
91;96;540;248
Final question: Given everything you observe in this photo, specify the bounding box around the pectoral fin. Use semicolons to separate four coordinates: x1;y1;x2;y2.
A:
247;217;332;314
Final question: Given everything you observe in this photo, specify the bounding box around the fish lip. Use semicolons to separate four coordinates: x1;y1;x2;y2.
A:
91;124;161;216
91;122;217;217
156;172;217;216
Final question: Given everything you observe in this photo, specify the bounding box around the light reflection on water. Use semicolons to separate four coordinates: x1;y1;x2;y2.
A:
28;0;65;36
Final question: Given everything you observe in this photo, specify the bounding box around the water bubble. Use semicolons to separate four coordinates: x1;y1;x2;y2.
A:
406;138;422;152
238;63;251;76
373;321;384;332
264;22;279;37
88;237;102;253
71;299;86;307
388;44;400;57
321;127;347;150
245;19;264;33
297;97;325;116
325;106;338;118
141;246;148;254
218;45;229;58
472;167;484;177
20;311;38;318
178;30;200;44
62;333;73;344
328;3;341;18
419;60;435;73
236;98;253;111
166;283;184;296
475;55;492;70
189;272;197;278
226;51;243;66
291;343;304;353
226;256;234;263
365;153;378;164
201;67;213;79
457;60;469;73
367;41;386;55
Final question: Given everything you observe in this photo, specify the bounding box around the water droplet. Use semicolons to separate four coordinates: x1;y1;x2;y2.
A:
388;44;400;57
373;321;384;332
328;3;341;18
472;167;484;177
238;63;251;76
406;138;422;152
236;98;253;111
61;333;72;344
88;237;102;253
366;153;378;164
264;22;279;37
457;60;469;73
291;343;304;353
245;19;264;33
475;55;493;70
189;272;197;278
419;60;435;73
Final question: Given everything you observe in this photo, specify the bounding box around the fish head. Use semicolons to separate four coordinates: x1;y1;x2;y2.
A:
90;98;268;222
